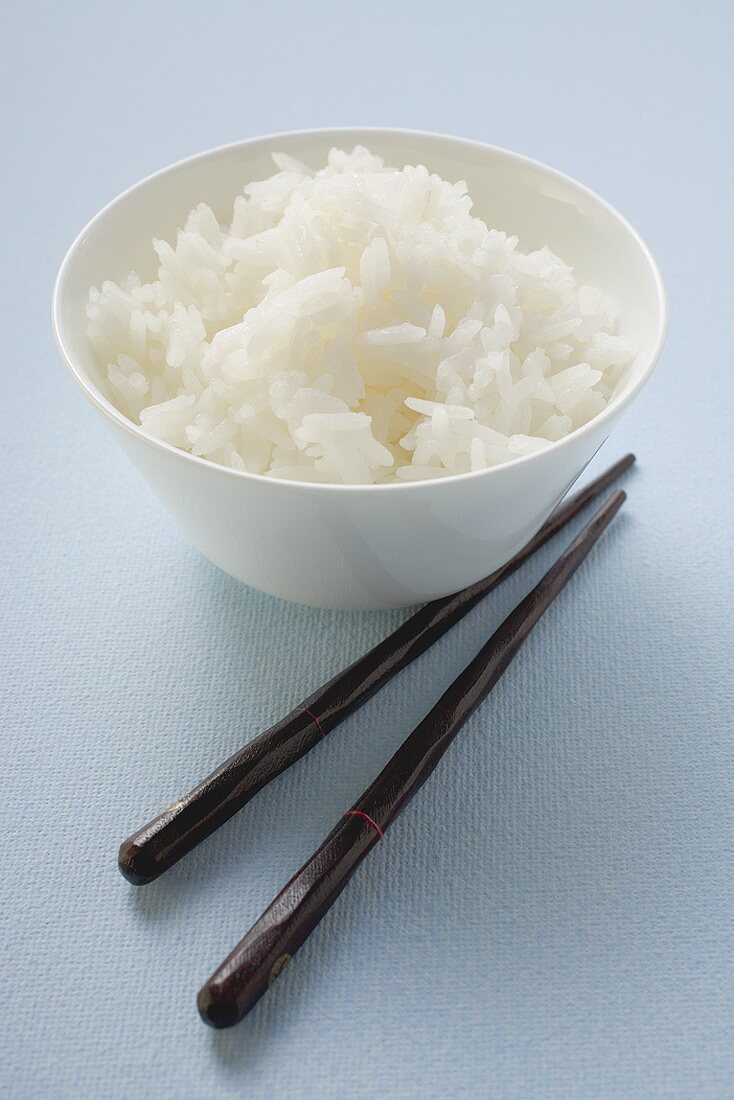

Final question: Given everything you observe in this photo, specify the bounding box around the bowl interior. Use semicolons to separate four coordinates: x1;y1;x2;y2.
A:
55;129;665;426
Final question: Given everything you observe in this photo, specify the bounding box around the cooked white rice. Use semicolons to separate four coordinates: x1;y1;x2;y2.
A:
87;146;636;484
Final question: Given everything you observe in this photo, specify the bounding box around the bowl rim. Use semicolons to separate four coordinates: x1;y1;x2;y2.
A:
52;125;668;495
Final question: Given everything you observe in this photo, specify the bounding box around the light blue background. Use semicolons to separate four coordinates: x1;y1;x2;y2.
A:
3;1;733;1096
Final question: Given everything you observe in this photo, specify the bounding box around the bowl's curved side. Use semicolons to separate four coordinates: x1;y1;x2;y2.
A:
108;400;618;608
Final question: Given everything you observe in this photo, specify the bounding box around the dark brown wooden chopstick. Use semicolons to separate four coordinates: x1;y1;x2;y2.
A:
197;489;625;1028
119;455;634;885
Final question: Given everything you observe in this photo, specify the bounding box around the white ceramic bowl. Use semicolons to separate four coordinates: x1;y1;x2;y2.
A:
53;128;666;609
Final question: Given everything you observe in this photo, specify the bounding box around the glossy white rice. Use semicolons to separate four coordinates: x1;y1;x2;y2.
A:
86;146;636;484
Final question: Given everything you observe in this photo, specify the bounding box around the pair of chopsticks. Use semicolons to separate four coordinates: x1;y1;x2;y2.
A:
119;454;633;1028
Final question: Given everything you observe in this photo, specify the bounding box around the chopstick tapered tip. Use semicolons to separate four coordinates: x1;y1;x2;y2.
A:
598;453;635;485
197;982;241;1029
593;487;626;527
118;836;159;886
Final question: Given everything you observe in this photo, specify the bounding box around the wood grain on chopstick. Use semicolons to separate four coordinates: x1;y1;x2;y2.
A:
119;456;634;885
197;490;625;1028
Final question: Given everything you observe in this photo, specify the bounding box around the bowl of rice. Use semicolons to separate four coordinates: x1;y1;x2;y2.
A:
53;128;666;608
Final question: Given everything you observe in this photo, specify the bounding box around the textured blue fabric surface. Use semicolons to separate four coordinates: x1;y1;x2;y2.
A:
3;1;733;1096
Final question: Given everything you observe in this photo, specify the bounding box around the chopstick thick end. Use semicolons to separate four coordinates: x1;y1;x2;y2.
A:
197;982;241;1029
118;836;160;886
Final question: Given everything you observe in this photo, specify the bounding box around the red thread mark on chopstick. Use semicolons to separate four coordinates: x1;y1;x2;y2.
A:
303;708;326;740
345;810;383;839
